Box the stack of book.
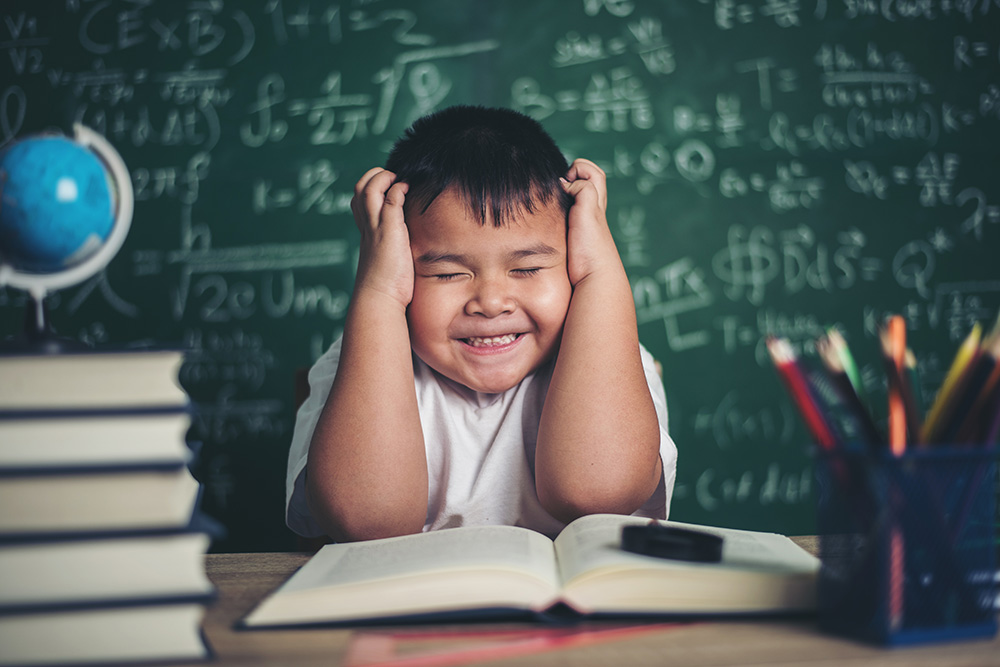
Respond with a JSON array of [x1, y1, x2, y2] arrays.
[[0, 348, 215, 666]]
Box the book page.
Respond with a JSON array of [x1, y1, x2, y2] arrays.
[[552, 514, 819, 614], [244, 524, 563, 626], [554, 514, 819, 584], [284, 524, 560, 593], [552, 513, 653, 585]]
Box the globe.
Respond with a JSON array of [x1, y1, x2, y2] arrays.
[[0, 135, 114, 273], [0, 125, 133, 349], [0, 124, 132, 296]]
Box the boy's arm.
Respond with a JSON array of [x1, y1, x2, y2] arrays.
[[305, 168, 428, 542], [536, 159, 662, 524]]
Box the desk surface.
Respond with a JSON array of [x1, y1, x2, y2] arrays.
[[193, 538, 1000, 667]]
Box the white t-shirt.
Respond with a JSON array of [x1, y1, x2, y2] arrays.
[[286, 337, 678, 539]]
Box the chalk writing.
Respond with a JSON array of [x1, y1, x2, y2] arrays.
[[711, 224, 882, 305], [265, 0, 344, 45], [252, 160, 351, 215], [65, 271, 139, 319], [719, 161, 824, 212], [190, 388, 286, 445], [615, 206, 651, 267], [3, 0, 998, 547], [3, 11, 47, 77], [693, 390, 796, 449], [551, 17, 675, 75], [74, 1, 255, 65], [287, 72, 375, 146], [841, 0, 997, 23], [132, 151, 210, 204], [181, 328, 276, 392], [715, 0, 807, 29], [634, 257, 714, 351], [0, 86, 26, 145], [695, 463, 812, 511], [240, 40, 498, 148], [512, 67, 654, 131], [64, 64, 227, 151]]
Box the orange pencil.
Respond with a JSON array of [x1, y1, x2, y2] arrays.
[[882, 316, 908, 454], [882, 315, 907, 634]]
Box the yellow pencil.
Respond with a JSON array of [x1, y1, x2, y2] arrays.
[[921, 322, 982, 444]]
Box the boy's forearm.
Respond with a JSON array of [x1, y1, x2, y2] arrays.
[[306, 289, 428, 542], [536, 267, 662, 523]]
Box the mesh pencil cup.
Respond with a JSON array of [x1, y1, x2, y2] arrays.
[[814, 446, 998, 646]]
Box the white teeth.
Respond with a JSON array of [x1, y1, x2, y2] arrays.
[[465, 334, 518, 347]]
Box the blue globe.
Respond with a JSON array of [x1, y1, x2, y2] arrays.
[[0, 135, 114, 273]]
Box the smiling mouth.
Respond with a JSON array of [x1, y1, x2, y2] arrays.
[[462, 333, 522, 348]]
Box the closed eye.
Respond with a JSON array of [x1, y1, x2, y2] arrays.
[[433, 273, 464, 281], [512, 268, 541, 277]]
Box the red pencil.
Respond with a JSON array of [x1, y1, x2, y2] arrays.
[[766, 337, 837, 450]]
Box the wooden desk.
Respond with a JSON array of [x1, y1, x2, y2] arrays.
[[196, 539, 1000, 666]]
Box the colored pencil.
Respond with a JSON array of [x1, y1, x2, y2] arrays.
[[943, 332, 1000, 445], [766, 337, 837, 450], [921, 323, 982, 444], [826, 327, 868, 404], [816, 334, 883, 448], [881, 316, 911, 453], [882, 316, 907, 634], [879, 330, 922, 447]]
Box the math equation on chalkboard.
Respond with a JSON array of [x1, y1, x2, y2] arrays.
[[1, 0, 998, 549]]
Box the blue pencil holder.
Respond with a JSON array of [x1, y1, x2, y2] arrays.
[[814, 446, 998, 646]]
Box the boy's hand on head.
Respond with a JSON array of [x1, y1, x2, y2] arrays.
[[542, 159, 661, 523], [561, 159, 622, 286], [350, 167, 413, 309]]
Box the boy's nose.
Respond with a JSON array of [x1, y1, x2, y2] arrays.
[[466, 277, 515, 317]]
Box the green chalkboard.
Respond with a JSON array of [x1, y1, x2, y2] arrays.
[[2, 0, 999, 551]]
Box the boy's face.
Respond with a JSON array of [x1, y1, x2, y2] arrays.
[[406, 187, 572, 394]]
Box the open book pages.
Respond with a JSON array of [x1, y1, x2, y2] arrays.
[[244, 514, 819, 627], [247, 524, 560, 626], [553, 514, 818, 614]]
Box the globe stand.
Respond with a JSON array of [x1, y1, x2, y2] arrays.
[[7, 290, 88, 354], [0, 124, 133, 354]]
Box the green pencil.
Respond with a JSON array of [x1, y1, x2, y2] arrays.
[[827, 327, 868, 405]]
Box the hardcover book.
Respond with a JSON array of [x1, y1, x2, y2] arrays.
[[0, 349, 187, 412], [243, 513, 819, 627]]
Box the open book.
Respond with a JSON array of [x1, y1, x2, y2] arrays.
[[243, 514, 818, 627]]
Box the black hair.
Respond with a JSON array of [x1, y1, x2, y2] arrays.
[[385, 105, 573, 227]]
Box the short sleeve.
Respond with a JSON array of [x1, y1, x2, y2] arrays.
[[285, 338, 343, 538], [636, 343, 678, 520]]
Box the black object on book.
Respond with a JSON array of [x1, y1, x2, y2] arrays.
[[621, 524, 724, 563]]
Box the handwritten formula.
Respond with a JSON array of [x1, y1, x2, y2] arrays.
[[2, 0, 997, 548]]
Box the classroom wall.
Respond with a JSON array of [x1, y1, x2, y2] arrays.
[[2, 0, 998, 551]]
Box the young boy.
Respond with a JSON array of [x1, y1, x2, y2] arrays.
[[286, 106, 677, 542]]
